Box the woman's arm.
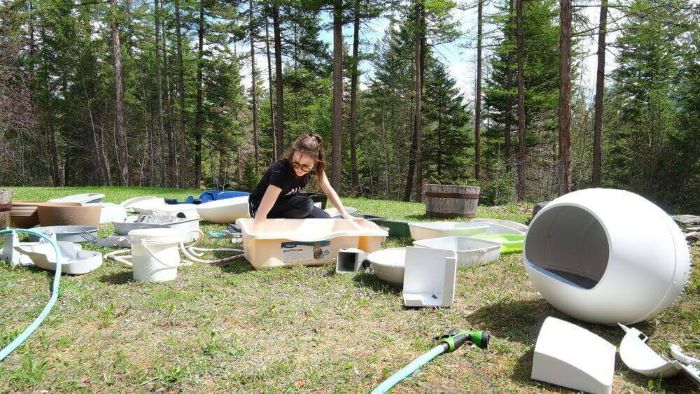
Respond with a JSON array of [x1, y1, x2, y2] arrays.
[[253, 185, 282, 226], [318, 170, 354, 219]]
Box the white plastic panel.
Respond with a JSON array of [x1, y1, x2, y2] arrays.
[[532, 317, 615, 394], [402, 247, 456, 307]]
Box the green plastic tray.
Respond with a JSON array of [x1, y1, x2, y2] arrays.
[[470, 233, 525, 254]]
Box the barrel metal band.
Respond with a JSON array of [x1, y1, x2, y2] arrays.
[[424, 192, 480, 199]]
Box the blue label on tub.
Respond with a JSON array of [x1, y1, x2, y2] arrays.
[[281, 241, 331, 249], [281, 241, 331, 262]]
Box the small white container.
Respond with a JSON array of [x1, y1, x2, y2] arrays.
[[408, 221, 488, 241], [402, 247, 457, 308], [413, 236, 501, 267], [336, 248, 367, 273], [129, 228, 182, 282]]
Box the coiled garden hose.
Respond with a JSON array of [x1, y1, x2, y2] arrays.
[[0, 229, 63, 362]]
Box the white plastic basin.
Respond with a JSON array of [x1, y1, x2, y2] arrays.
[[413, 236, 501, 267], [366, 247, 407, 285], [409, 222, 488, 240], [236, 218, 387, 269], [197, 197, 250, 224]]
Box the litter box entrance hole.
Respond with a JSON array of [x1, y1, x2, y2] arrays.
[[525, 205, 609, 289], [337, 252, 357, 272]]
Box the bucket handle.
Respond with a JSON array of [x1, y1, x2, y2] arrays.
[[141, 239, 182, 270]]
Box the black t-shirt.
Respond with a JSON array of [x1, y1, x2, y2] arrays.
[[249, 158, 312, 211]]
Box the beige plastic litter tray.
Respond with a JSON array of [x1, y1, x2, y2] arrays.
[[236, 218, 388, 269]]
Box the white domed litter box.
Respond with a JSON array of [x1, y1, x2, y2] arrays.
[[524, 188, 691, 325], [413, 236, 501, 267]]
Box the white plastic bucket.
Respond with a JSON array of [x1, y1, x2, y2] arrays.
[[129, 228, 182, 282]]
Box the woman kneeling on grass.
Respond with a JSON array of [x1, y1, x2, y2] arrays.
[[249, 133, 364, 228]]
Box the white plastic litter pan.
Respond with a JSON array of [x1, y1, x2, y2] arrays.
[[198, 197, 250, 224], [413, 236, 501, 267], [114, 216, 200, 243], [471, 218, 528, 233], [524, 188, 691, 325], [50, 193, 105, 205], [409, 222, 488, 240], [129, 228, 182, 282], [236, 218, 387, 269]]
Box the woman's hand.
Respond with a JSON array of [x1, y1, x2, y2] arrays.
[[252, 216, 266, 232]]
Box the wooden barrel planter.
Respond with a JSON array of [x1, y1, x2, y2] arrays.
[[0, 190, 12, 230], [424, 184, 480, 218]]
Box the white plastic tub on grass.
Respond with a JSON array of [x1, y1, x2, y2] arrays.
[[413, 236, 501, 267], [366, 247, 407, 285], [408, 222, 488, 241]]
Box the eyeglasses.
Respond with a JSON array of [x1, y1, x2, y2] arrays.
[[292, 160, 314, 172]]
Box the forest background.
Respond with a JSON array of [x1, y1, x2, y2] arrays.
[[0, 0, 698, 213]]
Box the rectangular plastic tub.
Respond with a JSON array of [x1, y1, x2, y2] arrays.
[[413, 236, 501, 267], [409, 221, 489, 240], [236, 218, 388, 269]]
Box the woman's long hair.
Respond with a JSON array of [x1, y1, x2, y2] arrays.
[[286, 133, 326, 177]]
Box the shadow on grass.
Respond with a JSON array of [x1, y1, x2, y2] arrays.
[[467, 298, 660, 346], [511, 348, 541, 389], [99, 270, 133, 285], [213, 255, 255, 275], [352, 272, 401, 295]]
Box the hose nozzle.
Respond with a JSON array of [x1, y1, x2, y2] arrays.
[[437, 329, 490, 352]]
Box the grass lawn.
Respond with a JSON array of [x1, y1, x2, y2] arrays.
[[1, 186, 698, 392]]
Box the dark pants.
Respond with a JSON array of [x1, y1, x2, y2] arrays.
[[251, 194, 331, 219]]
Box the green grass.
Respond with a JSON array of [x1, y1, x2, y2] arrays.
[[0, 186, 698, 392]]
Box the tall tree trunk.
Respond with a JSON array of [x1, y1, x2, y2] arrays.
[[250, 0, 259, 176], [155, 0, 168, 186], [516, 0, 525, 200], [331, 0, 344, 192], [272, 4, 285, 158], [474, 0, 483, 180], [164, 20, 178, 188], [504, 0, 514, 167], [349, 0, 361, 195], [195, 0, 204, 187], [408, 1, 426, 202], [558, 0, 572, 195], [174, 0, 187, 187], [264, 9, 276, 161], [592, 0, 607, 187], [38, 24, 61, 186], [110, 0, 129, 186]]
